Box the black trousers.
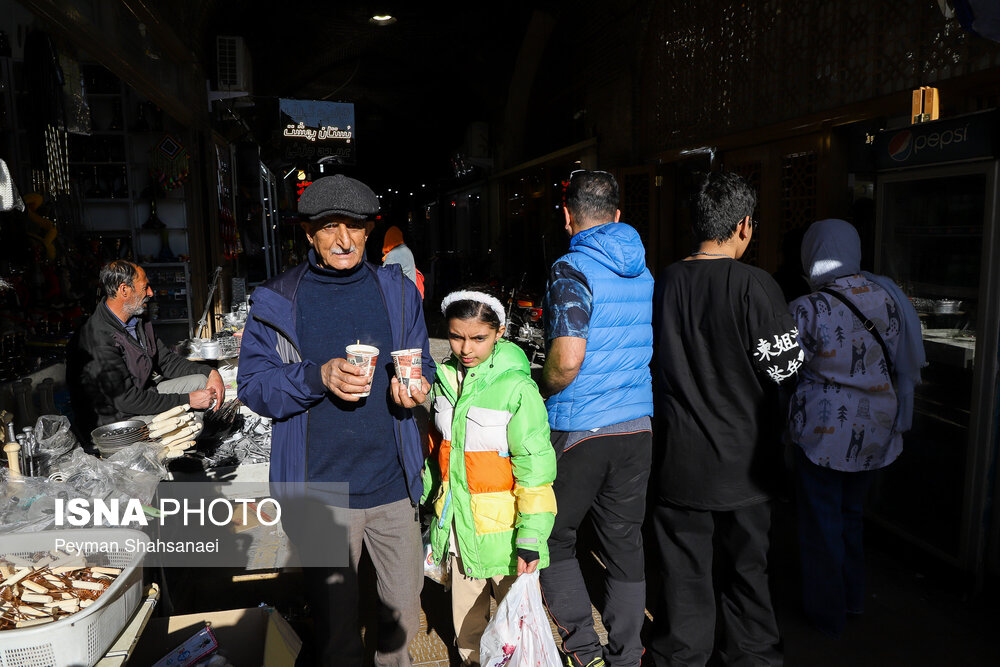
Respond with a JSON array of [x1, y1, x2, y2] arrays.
[[649, 501, 783, 667], [540, 430, 651, 667], [795, 447, 874, 637]]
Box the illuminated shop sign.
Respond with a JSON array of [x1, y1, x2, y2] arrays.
[[279, 98, 356, 165], [875, 110, 997, 169]]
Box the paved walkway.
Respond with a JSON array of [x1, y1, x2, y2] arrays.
[[406, 507, 1000, 666], [413, 339, 1000, 666], [409, 555, 608, 666]]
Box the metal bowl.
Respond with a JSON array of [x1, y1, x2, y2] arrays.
[[90, 420, 149, 454], [934, 299, 961, 314]]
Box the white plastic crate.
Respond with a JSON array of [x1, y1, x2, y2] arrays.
[[0, 528, 148, 667]]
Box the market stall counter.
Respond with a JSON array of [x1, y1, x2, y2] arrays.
[[0, 396, 282, 665]]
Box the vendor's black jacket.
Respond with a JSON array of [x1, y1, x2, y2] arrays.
[[69, 302, 212, 430]]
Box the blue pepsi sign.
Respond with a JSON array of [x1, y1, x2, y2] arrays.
[[876, 110, 997, 169]]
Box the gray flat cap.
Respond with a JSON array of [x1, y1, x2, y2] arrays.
[[298, 174, 380, 221]]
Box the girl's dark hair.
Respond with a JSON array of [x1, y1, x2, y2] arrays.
[[443, 285, 503, 330]]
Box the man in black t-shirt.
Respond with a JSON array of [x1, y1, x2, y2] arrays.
[[650, 172, 801, 666]]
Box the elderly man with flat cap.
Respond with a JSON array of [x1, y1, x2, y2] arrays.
[[238, 174, 435, 666]]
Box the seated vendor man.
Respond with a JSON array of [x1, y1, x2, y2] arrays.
[[71, 260, 224, 430]]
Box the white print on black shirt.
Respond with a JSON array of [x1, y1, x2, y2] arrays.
[[754, 327, 804, 382]]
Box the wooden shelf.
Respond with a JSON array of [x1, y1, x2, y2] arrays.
[[145, 260, 192, 335], [70, 68, 191, 298]]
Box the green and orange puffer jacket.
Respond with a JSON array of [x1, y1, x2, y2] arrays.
[[422, 338, 556, 579]]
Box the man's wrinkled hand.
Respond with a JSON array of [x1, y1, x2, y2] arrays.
[[390, 376, 430, 408], [322, 358, 370, 402], [188, 388, 216, 410], [205, 370, 225, 411]]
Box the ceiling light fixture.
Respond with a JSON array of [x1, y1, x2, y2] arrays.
[[370, 14, 397, 26]]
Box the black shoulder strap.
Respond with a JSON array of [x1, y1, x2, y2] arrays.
[[819, 287, 894, 377]]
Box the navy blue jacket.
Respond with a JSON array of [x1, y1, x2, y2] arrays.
[[237, 259, 435, 503]]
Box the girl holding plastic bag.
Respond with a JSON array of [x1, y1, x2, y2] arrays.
[[480, 571, 564, 667], [422, 288, 557, 666]]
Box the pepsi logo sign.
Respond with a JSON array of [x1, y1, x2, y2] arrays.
[[888, 124, 969, 162], [888, 130, 913, 162]]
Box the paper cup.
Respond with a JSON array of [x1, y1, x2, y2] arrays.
[[391, 348, 422, 396], [346, 344, 379, 397]]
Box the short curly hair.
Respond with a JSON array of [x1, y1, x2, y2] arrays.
[[692, 172, 757, 243]]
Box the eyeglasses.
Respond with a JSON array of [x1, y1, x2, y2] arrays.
[[563, 169, 615, 209], [568, 169, 612, 182]]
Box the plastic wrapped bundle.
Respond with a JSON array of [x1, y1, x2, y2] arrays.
[[32, 414, 79, 475]]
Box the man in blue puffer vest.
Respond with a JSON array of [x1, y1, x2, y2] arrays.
[[539, 170, 654, 667], [237, 174, 435, 666]]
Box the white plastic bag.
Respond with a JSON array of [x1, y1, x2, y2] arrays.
[[480, 571, 562, 667]]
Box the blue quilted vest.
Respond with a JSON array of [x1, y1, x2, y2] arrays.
[[545, 222, 654, 431]]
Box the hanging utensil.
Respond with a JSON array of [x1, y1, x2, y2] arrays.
[[196, 266, 224, 340]]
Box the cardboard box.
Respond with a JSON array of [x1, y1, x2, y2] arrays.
[[129, 607, 301, 666]]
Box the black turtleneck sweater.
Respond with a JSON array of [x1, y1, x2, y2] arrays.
[[296, 253, 406, 508]]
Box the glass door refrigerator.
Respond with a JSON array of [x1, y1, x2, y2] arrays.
[[872, 110, 1000, 580]]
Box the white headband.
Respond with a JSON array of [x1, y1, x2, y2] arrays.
[[440, 290, 507, 327]]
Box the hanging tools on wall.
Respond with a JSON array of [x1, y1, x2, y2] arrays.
[[44, 125, 69, 197], [196, 266, 224, 340]]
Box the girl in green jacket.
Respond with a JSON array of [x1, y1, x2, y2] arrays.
[[422, 288, 557, 666]]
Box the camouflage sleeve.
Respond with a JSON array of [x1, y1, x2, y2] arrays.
[[544, 261, 592, 340]]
